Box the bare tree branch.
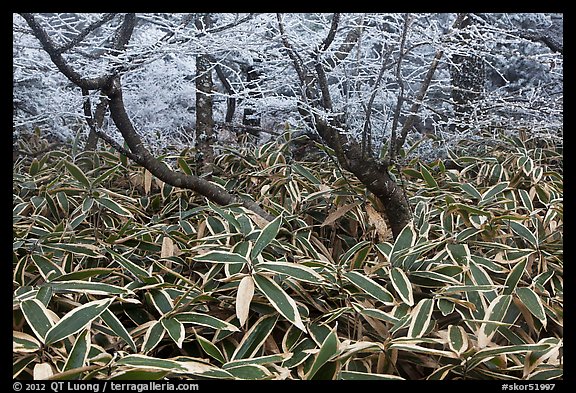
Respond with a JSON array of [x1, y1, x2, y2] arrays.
[[56, 13, 117, 54]]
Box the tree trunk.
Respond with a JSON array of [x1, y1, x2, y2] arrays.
[[450, 13, 485, 131], [195, 53, 215, 166]]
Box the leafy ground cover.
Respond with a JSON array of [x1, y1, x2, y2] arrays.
[[13, 131, 562, 380]]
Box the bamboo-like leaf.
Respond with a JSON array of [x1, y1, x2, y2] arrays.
[[144, 169, 153, 194], [107, 248, 151, 280], [174, 312, 239, 332], [52, 268, 116, 282], [64, 160, 91, 188], [225, 364, 273, 380], [161, 317, 185, 348], [232, 313, 279, 360], [390, 224, 415, 267], [343, 271, 394, 304], [477, 295, 512, 348], [13, 331, 41, 353], [148, 289, 174, 315], [44, 298, 113, 345], [101, 309, 137, 352], [467, 342, 553, 370], [420, 164, 438, 189], [516, 287, 546, 327], [447, 325, 468, 355], [31, 254, 64, 281], [195, 332, 226, 364], [224, 353, 291, 369], [251, 214, 283, 260], [518, 188, 534, 211], [253, 273, 306, 331], [503, 258, 527, 296], [255, 262, 324, 284], [142, 321, 166, 354], [339, 240, 371, 267], [446, 243, 471, 265], [20, 298, 55, 343], [34, 363, 54, 380], [161, 236, 174, 258], [322, 202, 361, 227], [115, 355, 187, 372], [407, 298, 434, 338], [63, 328, 90, 371], [340, 371, 404, 380], [509, 221, 538, 248], [47, 243, 103, 258], [46, 280, 131, 296], [390, 267, 414, 306], [292, 163, 320, 185], [480, 182, 509, 204], [459, 183, 482, 200], [305, 326, 339, 380], [194, 251, 249, 265], [96, 197, 133, 217], [236, 275, 255, 327]]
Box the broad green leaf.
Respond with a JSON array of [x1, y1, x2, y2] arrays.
[[174, 312, 239, 332], [467, 342, 553, 370], [101, 309, 137, 352], [142, 321, 165, 354], [420, 164, 438, 189], [343, 271, 394, 304], [194, 251, 249, 265], [251, 214, 283, 260], [236, 275, 255, 327], [225, 364, 272, 380], [518, 189, 534, 211], [110, 370, 170, 380], [447, 325, 468, 355], [46, 243, 103, 258], [503, 258, 527, 296], [64, 160, 91, 188], [305, 326, 339, 380], [20, 298, 55, 343], [292, 163, 320, 185], [340, 371, 404, 380], [255, 262, 324, 284], [458, 183, 482, 200], [477, 295, 512, 348], [35, 285, 53, 308], [52, 268, 117, 282], [357, 307, 400, 324], [207, 202, 242, 233], [148, 289, 174, 315], [46, 280, 131, 296], [407, 298, 434, 338], [516, 287, 547, 327], [63, 328, 90, 371], [446, 243, 471, 265], [390, 267, 414, 306], [195, 332, 226, 364], [44, 298, 113, 345], [253, 273, 306, 331], [232, 313, 279, 360], [96, 197, 133, 217], [82, 197, 94, 213], [31, 254, 64, 280], [161, 317, 185, 348], [390, 224, 415, 267], [13, 331, 41, 353], [116, 355, 186, 372], [107, 248, 151, 280], [480, 182, 509, 204], [339, 240, 371, 267], [509, 221, 538, 248], [224, 353, 291, 369]]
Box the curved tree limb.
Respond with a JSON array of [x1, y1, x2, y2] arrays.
[[21, 12, 275, 223]]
